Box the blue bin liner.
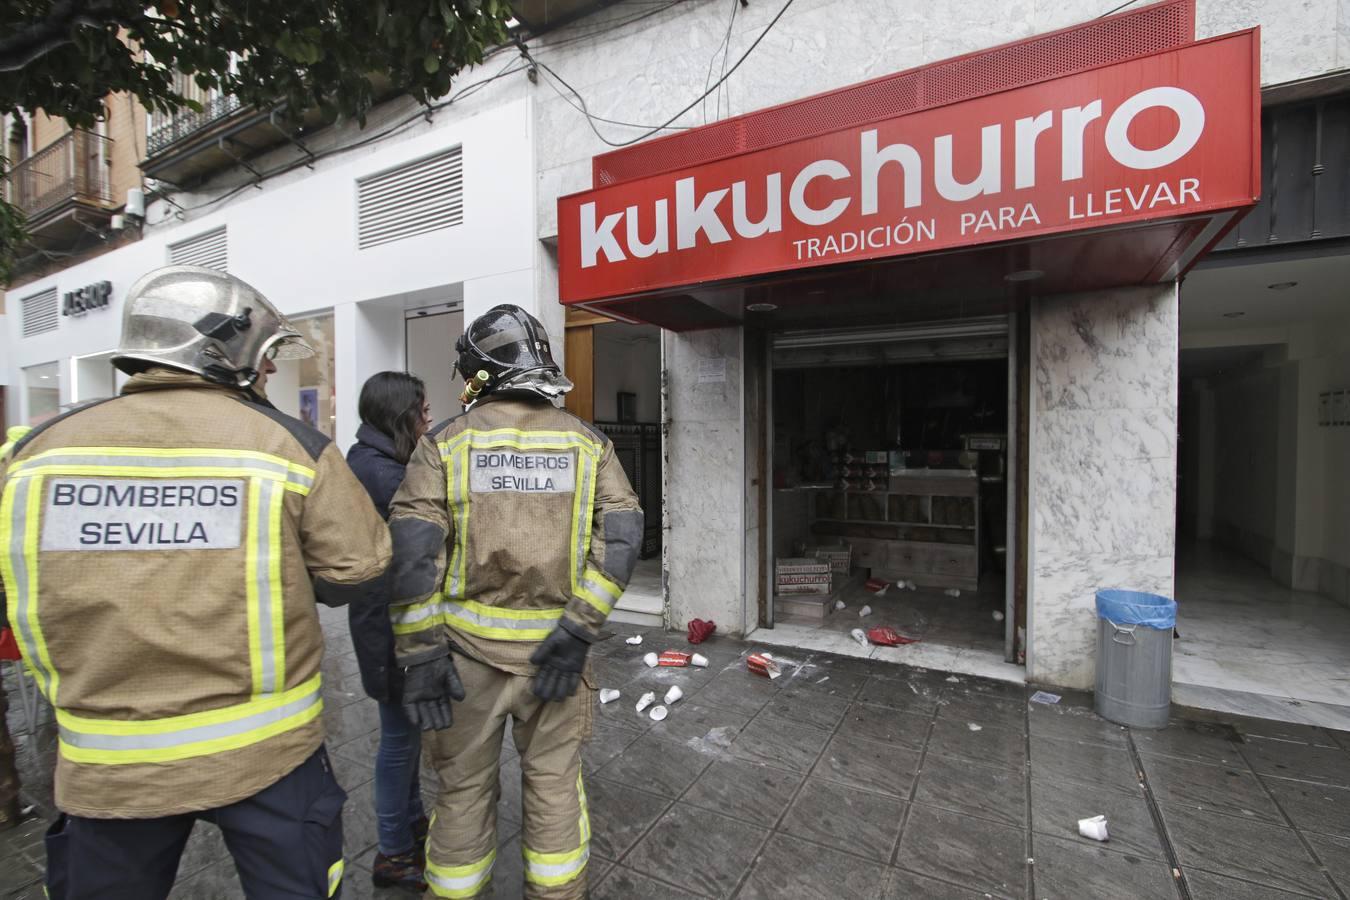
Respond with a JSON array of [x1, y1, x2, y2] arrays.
[[1095, 589, 1176, 630]]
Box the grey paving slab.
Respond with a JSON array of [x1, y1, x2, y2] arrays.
[[682, 758, 805, 827], [1026, 701, 1129, 748], [812, 734, 921, 798], [738, 833, 889, 900], [1031, 833, 1177, 900], [1132, 719, 1244, 764], [1225, 716, 1341, 748], [1029, 777, 1166, 861], [1184, 868, 1325, 899], [693, 669, 781, 718], [1304, 831, 1350, 896], [836, 701, 932, 751], [1241, 737, 1350, 787], [729, 713, 833, 774], [496, 754, 523, 826], [1262, 774, 1350, 838], [781, 777, 907, 862], [592, 866, 710, 899], [761, 683, 852, 731], [623, 803, 769, 898], [645, 699, 751, 749], [934, 691, 1027, 734], [581, 722, 642, 773], [857, 675, 943, 715], [1161, 801, 1330, 897], [594, 732, 712, 798], [927, 718, 1026, 771], [893, 803, 1026, 899], [585, 777, 671, 861], [1029, 735, 1141, 795], [883, 866, 997, 899], [1140, 753, 1282, 823], [913, 751, 1026, 829], [341, 780, 380, 859], [786, 664, 871, 701]]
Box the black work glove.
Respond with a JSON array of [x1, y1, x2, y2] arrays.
[[529, 620, 592, 702], [400, 646, 466, 731]]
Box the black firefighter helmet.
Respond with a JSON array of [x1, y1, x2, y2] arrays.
[[454, 304, 573, 403]]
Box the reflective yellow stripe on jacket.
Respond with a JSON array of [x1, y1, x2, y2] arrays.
[[0, 447, 320, 765], [393, 428, 603, 642]]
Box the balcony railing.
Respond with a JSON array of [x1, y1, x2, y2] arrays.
[[4, 130, 112, 221], [146, 93, 245, 156]]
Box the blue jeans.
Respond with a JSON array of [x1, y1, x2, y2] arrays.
[[375, 701, 425, 856]]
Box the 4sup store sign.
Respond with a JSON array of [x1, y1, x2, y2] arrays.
[[559, 31, 1259, 303]]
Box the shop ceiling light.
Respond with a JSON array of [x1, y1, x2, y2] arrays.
[[746, 302, 778, 312], [1267, 281, 1298, 290], [1004, 269, 1044, 282]]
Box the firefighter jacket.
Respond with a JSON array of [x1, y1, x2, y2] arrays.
[[0, 369, 391, 819], [386, 394, 643, 674]]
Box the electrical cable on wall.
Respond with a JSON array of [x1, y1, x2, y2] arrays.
[[523, 0, 796, 149]]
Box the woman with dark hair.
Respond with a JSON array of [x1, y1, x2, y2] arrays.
[[346, 371, 434, 891]]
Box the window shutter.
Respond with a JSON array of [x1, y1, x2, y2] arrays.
[[168, 225, 228, 271], [20, 288, 59, 337], [357, 146, 463, 250]]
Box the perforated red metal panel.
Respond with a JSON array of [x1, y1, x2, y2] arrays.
[[593, 0, 1195, 187]]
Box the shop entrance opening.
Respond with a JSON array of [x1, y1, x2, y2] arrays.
[[755, 317, 1024, 681]]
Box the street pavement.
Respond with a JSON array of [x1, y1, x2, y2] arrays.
[[4, 607, 1349, 898]]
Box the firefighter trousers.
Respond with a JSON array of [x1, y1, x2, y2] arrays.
[[43, 746, 347, 900], [425, 652, 594, 899]]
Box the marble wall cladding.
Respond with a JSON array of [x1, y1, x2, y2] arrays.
[[1029, 284, 1179, 690], [1028, 550, 1176, 689], [663, 328, 748, 633], [1195, 0, 1343, 85]]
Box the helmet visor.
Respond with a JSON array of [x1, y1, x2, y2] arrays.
[[264, 333, 314, 362]]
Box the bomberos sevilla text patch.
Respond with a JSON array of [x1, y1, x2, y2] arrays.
[[469, 451, 576, 493], [41, 478, 245, 551]]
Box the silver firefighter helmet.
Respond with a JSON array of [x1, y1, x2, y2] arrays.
[[112, 265, 312, 387]]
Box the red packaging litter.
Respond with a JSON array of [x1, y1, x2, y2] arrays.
[[864, 577, 891, 593], [687, 618, 716, 644], [746, 653, 782, 679], [658, 650, 692, 667], [866, 626, 919, 646]]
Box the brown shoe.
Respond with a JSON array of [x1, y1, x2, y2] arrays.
[[372, 850, 426, 892]]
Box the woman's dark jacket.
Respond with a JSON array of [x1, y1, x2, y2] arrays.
[[345, 422, 410, 704]]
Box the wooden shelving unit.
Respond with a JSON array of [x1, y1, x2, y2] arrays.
[[808, 471, 980, 592]]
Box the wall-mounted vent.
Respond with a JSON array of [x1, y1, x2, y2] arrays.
[[168, 225, 228, 271], [20, 288, 59, 337], [357, 146, 463, 250]]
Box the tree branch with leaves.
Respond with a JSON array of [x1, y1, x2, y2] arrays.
[[0, 0, 514, 282]]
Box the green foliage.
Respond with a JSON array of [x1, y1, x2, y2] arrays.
[[0, 0, 513, 282], [1, 0, 514, 128], [0, 156, 28, 285]]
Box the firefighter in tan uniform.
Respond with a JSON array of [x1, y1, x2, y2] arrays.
[[387, 305, 642, 899], [0, 266, 392, 899]]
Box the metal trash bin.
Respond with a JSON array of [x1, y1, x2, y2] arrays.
[[1094, 589, 1176, 729]]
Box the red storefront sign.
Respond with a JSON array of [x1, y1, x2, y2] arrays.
[[558, 30, 1258, 307]]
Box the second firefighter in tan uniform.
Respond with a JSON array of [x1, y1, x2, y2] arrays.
[[387, 305, 641, 899]]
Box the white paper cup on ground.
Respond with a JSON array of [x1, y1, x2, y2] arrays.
[[690, 653, 709, 668], [643, 652, 659, 668], [649, 705, 668, 722], [1077, 815, 1109, 842], [635, 691, 655, 713], [850, 628, 869, 648], [835, 599, 847, 610], [599, 689, 621, 704], [664, 686, 683, 705], [859, 605, 873, 618], [625, 635, 643, 646]]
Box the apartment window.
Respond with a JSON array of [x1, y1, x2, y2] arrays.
[[357, 146, 463, 249]]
